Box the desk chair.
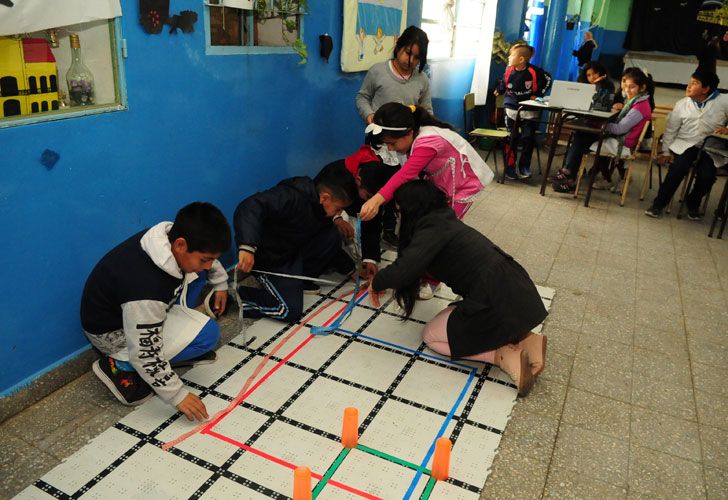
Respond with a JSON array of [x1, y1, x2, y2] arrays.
[[464, 92, 508, 181], [574, 120, 651, 206], [638, 116, 667, 200], [708, 174, 727, 238]]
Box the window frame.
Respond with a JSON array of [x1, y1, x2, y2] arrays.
[[421, 0, 488, 61], [203, 2, 305, 56], [0, 17, 128, 130]]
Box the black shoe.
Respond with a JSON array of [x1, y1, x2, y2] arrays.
[[552, 180, 575, 193], [171, 351, 217, 368], [382, 229, 399, 248], [644, 205, 663, 218], [687, 208, 703, 221], [92, 356, 153, 406], [303, 281, 321, 294]]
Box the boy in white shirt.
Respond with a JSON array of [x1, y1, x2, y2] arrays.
[[645, 71, 728, 219]]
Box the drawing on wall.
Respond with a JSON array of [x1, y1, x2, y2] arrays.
[[341, 0, 407, 73]]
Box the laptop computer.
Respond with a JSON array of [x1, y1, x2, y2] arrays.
[[547, 80, 596, 110]]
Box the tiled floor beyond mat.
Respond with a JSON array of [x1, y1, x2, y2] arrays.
[[15, 274, 554, 500]]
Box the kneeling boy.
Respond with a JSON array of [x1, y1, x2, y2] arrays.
[[81, 202, 231, 421], [234, 162, 358, 322]]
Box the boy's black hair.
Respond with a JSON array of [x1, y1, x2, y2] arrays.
[[314, 161, 358, 205], [692, 70, 720, 93], [368, 102, 456, 148], [358, 161, 397, 195], [168, 202, 231, 253], [578, 61, 609, 83], [394, 25, 429, 72]]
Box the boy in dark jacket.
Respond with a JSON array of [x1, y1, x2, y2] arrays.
[[234, 162, 359, 322], [81, 202, 231, 419], [495, 44, 552, 180]]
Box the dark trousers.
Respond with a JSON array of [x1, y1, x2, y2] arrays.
[[238, 225, 350, 322], [654, 146, 717, 211], [563, 131, 618, 180], [505, 116, 537, 169]]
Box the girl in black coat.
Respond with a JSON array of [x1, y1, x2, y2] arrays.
[[369, 181, 548, 396]]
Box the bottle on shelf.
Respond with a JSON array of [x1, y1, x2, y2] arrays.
[[65, 33, 95, 106]]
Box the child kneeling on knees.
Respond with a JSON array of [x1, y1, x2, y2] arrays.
[[234, 162, 359, 322], [368, 181, 548, 397], [81, 202, 231, 420]]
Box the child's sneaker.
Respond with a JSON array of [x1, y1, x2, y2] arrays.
[[592, 178, 612, 190], [687, 208, 703, 221], [552, 179, 575, 193], [303, 281, 321, 294], [610, 179, 625, 194], [417, 282, 441, 300], [92, 356, 153, 406], [505, 167, 519, 180], [171, 351, 217, 368], [518, 166, 532, 179], [644, 205, 663, 218]]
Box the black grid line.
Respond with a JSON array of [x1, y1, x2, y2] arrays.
[[32, 274, 546, 499]]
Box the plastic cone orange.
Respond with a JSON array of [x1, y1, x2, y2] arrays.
[[341, 407, 359, 448], [293, 466, 312, 500], [431, 437, 452, 480]]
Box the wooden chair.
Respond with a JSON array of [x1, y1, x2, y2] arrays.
[[464, 92, 508, 181], [574, 119, 651, 206], [639, 115, 668, 200]]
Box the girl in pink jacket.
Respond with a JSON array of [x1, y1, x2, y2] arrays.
[[359, 103, 494, 222]]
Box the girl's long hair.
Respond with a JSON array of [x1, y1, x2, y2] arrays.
[[622, 66, 655, 110], [392, 180, 450, 317], [368, 102, 455, 148]]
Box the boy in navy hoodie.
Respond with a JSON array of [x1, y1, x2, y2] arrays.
[[495, 44, 552, 179], [81, 202, 231, 420]]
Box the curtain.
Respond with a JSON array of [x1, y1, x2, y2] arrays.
[[0, 0, 122, 37]]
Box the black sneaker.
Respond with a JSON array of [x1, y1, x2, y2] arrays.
[[171, 351, 217, 368], [303, 281, 321, 295], [382, 229, 399, 248], [686, 208, 703, 221], [644, 205, 663, 218], [92, 356, 153, 406]]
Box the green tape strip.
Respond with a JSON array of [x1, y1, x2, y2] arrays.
[[356, 444, 431, 476], [312, 447, 351, 498], [420, 476, 437, 500]]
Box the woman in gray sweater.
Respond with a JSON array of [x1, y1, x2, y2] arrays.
[[370, 181, 548, 396]]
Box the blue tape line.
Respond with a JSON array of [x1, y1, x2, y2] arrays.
[[403, 368, 477, 499], [335, 328, 475, 371], [311, 217, 362, 336]]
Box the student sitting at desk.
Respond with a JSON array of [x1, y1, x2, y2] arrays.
[[494, 43, 552, 180], [552, 67, 654, 193], [645, 70, 728, 220], [577, 61, 615, 112]]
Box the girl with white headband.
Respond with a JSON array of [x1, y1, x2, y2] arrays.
[[360, 102, 494, 299], [360, 102, 493, 222]]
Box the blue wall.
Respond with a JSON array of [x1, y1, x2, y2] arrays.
[[0, 0, 424, 396]]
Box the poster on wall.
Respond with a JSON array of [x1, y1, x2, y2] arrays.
[[341, 0, 408, 73]]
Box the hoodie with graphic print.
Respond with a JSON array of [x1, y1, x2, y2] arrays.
[[80, 222, 228, 406]]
